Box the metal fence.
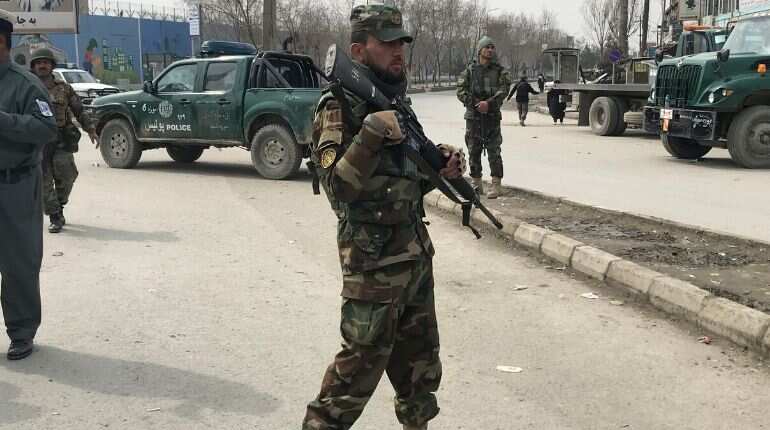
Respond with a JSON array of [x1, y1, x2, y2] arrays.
[[88, 0, 189, 22]]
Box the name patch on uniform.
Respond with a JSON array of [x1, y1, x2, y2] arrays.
[[321, 148, 337, 169], [36, 99, 54, 117]]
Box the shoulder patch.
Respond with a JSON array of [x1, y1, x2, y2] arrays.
[[36, 99, 54, 117], [321, 148, 338, 169]]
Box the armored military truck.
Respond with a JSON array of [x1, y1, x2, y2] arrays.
[[91, 44, 323, 179], [644, 13, 770, 168]]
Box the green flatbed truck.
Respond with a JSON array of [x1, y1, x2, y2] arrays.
[[644, 13, 770, 168]]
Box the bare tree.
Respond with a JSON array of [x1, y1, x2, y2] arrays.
[[582, 0, 612, 61]]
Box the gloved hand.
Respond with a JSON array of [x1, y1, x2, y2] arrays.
[[437, 144, 467, 179], [359, 110, 405, 153]]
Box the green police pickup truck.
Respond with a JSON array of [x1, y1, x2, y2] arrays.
[[644, 13, 770, 168], [91, 49, 323, 179]]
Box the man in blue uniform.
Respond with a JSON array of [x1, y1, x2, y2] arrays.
[[0, 9, 58, 360]]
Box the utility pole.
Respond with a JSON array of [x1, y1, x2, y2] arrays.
[[617, 0, 629, 56], [640, 0, 650, 56], [263, 0, 276, 50]]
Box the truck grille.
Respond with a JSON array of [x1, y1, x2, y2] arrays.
[[655, 65, 702, 108]]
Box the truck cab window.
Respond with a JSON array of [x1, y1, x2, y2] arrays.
[[204, 62, 237, 92], [157, 64, 197, 93]]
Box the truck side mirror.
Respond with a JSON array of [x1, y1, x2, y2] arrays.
[[142, 81, 155, 94], [717, 49, 731, 63], [655, 50, 664, 64]]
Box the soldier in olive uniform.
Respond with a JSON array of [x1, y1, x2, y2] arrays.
[[302, 5, 465, 430], [456, 36, 512, 199], [0, 9, 58, 360], [30, 48, 97, 233]]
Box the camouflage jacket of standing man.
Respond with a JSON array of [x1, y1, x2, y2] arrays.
[[456, 36, 512, 121], [46, 77, 95, 152], [311, 64, 437, 302]]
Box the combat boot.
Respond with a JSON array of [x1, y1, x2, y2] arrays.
[[471, 177, 484, 196], [60, 208, 66, 226], [48, 212, 64, 234], [487, 177, 502, 199], [403, 424, 427, 430]]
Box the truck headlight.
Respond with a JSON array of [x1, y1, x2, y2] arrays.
[[76, 91, 89, 98], [709, 88, 734, 104]]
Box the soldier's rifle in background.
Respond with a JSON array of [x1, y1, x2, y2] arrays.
[[323, 44, 503, 239]]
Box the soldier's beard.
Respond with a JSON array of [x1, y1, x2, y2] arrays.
[[365, 56, 406, 85]]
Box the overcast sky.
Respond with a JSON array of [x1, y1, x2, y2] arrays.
[[158, 0, 662, 46]]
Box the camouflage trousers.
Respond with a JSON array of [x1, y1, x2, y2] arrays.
[[465, 118, 503, 179], [42, 147, 78, 216], [303, 258, 442, 430]]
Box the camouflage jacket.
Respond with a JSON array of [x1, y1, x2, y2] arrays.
[[456, 61, 512, 121], [311, 74, 435, 301], [44, 77, 94, 132]]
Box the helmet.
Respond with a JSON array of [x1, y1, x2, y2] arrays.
[[30, 48, 57, 66]]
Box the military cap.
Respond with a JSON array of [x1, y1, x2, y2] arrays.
[[350, 4, 413, 43], [0, 9, 14, 34], [30, 48, 57, 66]]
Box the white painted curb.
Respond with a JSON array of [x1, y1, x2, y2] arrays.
[[425, 190, 770, 356]]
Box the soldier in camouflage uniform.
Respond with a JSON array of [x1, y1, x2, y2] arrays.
[[302, 5, 465, 430], [30, 48, 97, 234], [456, 36, 512, 199]]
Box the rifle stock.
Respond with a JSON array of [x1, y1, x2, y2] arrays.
[[324, 44, 503, 237]]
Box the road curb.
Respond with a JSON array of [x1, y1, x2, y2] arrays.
[[425, 190, 770, 356]]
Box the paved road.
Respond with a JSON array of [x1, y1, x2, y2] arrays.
[[1, 144, 768, 429], [412, 92, 770, 243]]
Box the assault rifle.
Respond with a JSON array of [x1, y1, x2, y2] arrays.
[[323, 44, 503, 238]]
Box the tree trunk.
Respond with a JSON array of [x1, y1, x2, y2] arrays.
[[640, 0, 650, 56]]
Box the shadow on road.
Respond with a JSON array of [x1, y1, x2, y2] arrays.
[[63, 224, 180, 243], [665, 157, 749, 171], [0, 346, 281, 421], [132, 160, 315, 184], [0, 381, 42, 425]]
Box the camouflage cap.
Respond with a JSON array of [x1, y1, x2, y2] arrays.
[[0, 9, 14, 34], [350, 4, 413, 43]]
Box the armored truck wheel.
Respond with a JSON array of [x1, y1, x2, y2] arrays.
[[661, 134, 712, 159], [727, 106, 770, 169], [100, 118, 142, 169], [589, 97, 621, 136], [610, 97, 628, 136], [167, 146, 204, 163], [250, 124, 302, 180]]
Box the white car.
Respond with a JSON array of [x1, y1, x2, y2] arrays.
[[53, 68, 120, 105]]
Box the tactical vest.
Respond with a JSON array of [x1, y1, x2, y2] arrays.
[[314, 88, 434, 274], [465, 63, 505, 121]]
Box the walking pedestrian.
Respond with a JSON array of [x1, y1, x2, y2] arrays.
[[507, 75, 539, 126]]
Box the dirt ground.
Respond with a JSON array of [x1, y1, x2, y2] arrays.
[[480, 186, 770, 314]]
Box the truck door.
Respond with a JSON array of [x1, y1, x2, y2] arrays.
[[194, 61, 241, 143], [139, 63, 198, 140]]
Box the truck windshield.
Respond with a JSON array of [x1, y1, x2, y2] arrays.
[[723, 17, 770, 54], [61, 71, 98, 84]]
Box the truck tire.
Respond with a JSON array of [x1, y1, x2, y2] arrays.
[[100, 118, 142, 169], [727, 106, 770, 168], [589, 97, 621, 136], [250, 124, 302, 180], [662, 134, 712, 159], [610, 97, 628, 136], [167, 145, 204, 163]]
